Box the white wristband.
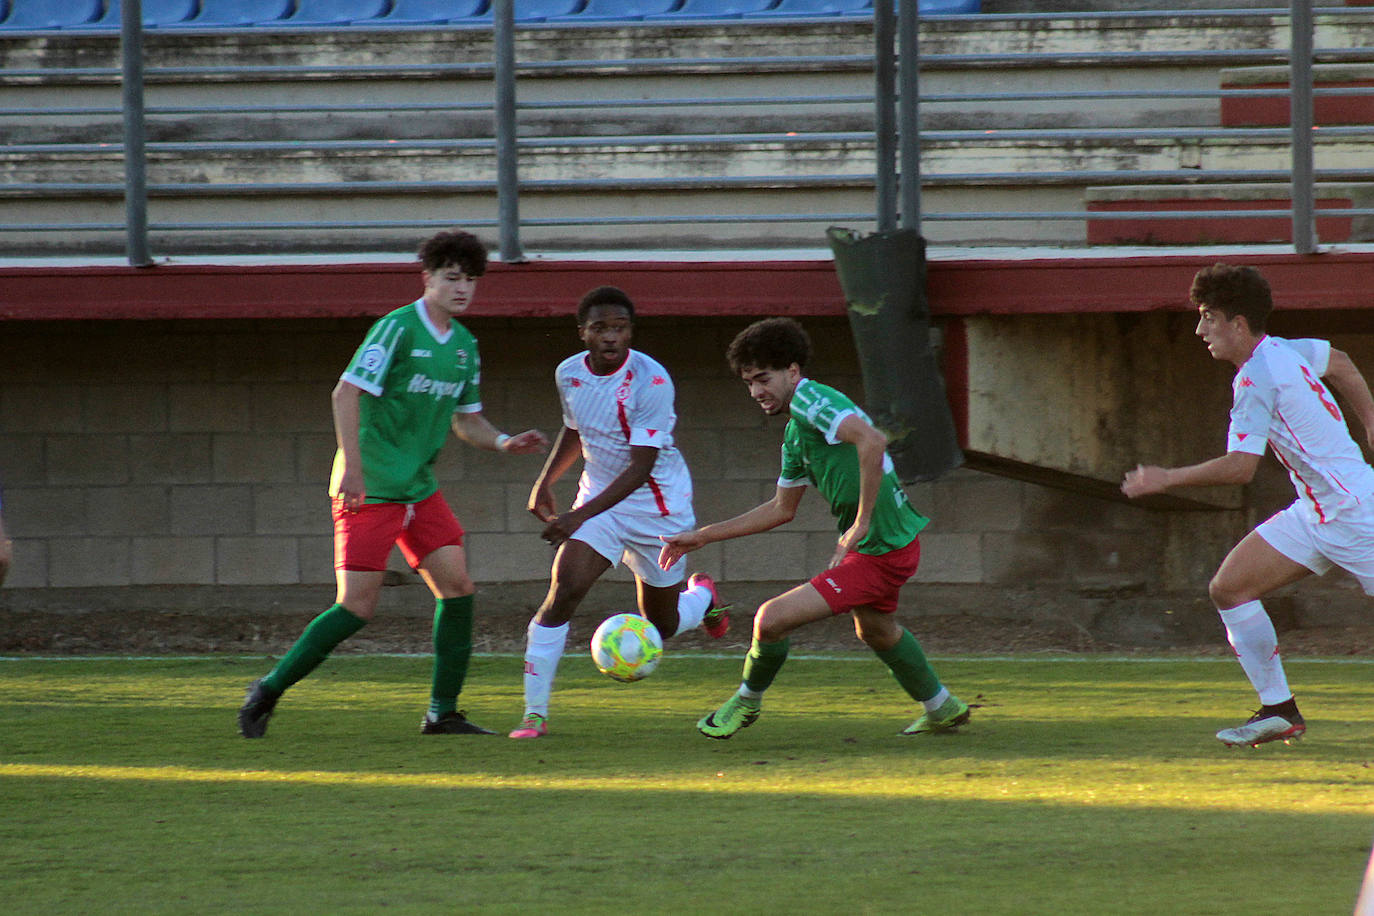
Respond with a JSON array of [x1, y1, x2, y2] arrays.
[[495, 434, 511, 451]]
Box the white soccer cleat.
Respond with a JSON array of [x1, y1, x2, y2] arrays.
[[1216, 710, 1306, 748]]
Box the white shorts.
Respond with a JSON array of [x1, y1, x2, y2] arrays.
[[571, 506, 695, 588], [1256, 501, 1374, 595]]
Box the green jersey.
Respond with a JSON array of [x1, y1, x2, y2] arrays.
[[331, 300, 483, 504], [780, 378, 928, 555]]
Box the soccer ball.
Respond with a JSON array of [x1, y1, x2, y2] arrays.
[[590, 613, 663, 683]]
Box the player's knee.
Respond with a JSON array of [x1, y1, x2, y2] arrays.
[[1208, 575, 1247, 610], [440, 574, 476, 597], [854, 612, 898, 651], [753, 601, 789, 643]]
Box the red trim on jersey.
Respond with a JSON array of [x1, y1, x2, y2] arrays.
[[646, 476, 670, 516], [1271, 438, 1328, 523]]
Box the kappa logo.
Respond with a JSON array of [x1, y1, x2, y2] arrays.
[[569, 378, 582, 387], [1238, 376, 1255, 387], [823, 577, 841, 594], [651, 375, 666, 386]]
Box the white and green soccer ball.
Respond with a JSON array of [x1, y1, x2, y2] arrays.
[[590, 613, 663, 683]]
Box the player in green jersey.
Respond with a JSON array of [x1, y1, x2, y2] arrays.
[[238, 229, 548, 739], [659, 317, 970, 739]]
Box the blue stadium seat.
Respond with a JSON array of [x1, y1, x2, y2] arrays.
[[924, 0, 979, 12], [377, 0, 487, 23], [548, 0, 680, 20], [646, 0, 776, 19], [82, 0, 198, 28], [283, 0, 392, 24], [0, 0, 100, 28], [167, 0, 293, 27], [475, 0, 583, 21], [742, 0, 869, 16]]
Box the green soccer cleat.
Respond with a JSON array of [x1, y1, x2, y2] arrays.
[[697, 692, 761, 739], [901, 694, 971, 736]]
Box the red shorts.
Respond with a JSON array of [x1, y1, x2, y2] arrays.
[[809, 536, 921, 615], [333, 490, 465, 572]]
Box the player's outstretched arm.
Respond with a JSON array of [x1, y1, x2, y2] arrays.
[[1324, 347, 1374, 450], [1121, 451, 1260, 498], [658, 484, 805, 570], [540, 445, 659, 546], [528, 427, 582, 523], [450, 410, 549, 454]]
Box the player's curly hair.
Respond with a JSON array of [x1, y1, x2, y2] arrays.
[[727, 317, 812, 374], [576, 286, 635, 325], [1190, 263, 1272, 333], [418, 229, 488, 277]]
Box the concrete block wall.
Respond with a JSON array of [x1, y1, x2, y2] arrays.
[[0, 309, 1215, 602]]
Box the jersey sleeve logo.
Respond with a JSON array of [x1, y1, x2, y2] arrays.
[[1238, 376, 1254, 387], [652, 375, 666, 385], [359, 344, 388, 373]]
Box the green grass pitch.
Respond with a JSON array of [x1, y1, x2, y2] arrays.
[[2, 653, 1372, 915]]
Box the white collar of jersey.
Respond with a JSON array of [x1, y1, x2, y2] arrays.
[[413, 300, 454, 344], [582, 350, 633, 379]]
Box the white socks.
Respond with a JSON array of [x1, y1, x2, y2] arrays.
[[922, 687, 951, 713], [521, 620, 570, 718], [671, 580, 713, 636], [1219, 600, 1292, 706]]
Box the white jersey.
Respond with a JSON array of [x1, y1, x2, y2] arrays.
[[555, 348, 692, 518], [1229, 335, 1374, 524]]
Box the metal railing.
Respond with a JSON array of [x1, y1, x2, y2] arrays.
[[0, 3, 1370, 262]]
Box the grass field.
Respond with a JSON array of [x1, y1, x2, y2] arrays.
[[2, 652, 1372, 915]]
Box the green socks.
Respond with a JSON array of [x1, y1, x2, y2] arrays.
[[875, 627, 942, 703], [262, 603, 367, 695], [741, 637, 790, 695], [428, 595, 474, 719]]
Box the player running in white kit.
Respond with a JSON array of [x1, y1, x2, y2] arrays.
[[1124, 263, 1374, 747], [510, 286, 729, 739]]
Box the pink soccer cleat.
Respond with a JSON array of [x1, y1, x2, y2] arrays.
[[690, 573, 731, 639]]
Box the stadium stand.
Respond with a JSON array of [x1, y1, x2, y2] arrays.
[[376, 0, 488, 23], [82, 0, 197, 28], [548, 0, 683, 20], [645, 0, 780, 19], [283, 0, 394, 25], [0, 0, 100, 29], [742, 0, 874, 17], [165, 0, 293, 27], [473, 0, 584, 20]]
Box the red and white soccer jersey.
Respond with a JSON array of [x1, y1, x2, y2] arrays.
[[1229, 335, 1374, 524], [555, 348, 692, 518]]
